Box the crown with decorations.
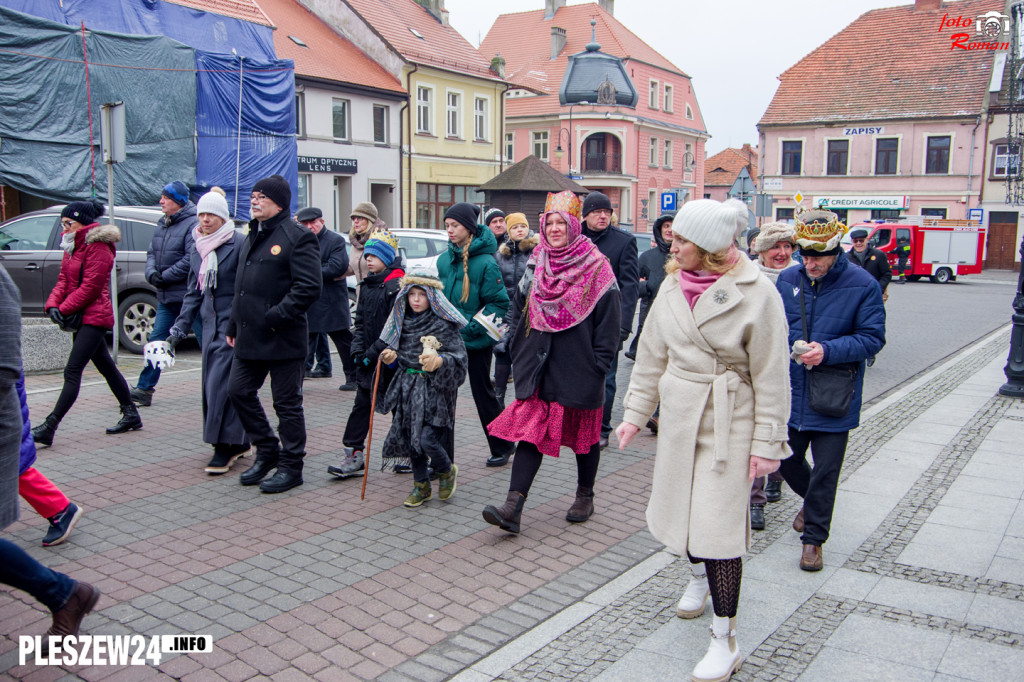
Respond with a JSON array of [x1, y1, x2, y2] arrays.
[[543, 191, 582, 221], [794, 207, 847, 252], [365, 228, 399, 250]]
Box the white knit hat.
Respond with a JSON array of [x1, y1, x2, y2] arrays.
[[672, 198, 748, 253], [196, 187, 230, 223]]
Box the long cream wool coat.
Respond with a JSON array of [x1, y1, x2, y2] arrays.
[[622, 255, 792, 559]]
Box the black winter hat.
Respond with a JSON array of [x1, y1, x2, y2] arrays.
[[482, 207, 506, 227], [61, 199, 105, 225], [581, 191, 612, 217], [252, 175, 291, 211], [444, 202, 482, 236]]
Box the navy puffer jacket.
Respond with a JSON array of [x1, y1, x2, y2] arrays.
[[145, 202, 198, 304], [776, 252, 886, 432]]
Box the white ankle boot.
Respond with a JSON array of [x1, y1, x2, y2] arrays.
[[676, 565, 710, 619], [691, 615, 741, 682]]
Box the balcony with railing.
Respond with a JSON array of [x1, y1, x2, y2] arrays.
[[581, 133, 623, 175]]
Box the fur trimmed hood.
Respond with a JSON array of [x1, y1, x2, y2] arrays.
[[399, 273, 444, 290], [498, 232, 539, 257], [83, 223, 121, 245]]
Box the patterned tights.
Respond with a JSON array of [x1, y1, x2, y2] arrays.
[[689, 555, 742, 618]]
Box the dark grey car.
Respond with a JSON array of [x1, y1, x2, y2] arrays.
[[0, 206, 161, 353]]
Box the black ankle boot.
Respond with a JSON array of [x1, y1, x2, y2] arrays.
[[32, 415, 60, 447], [260, 455, 303, 493], [240, 450, 280, 486], [482, 491, 526, 534], [566, 486, 595, 523], [105, 403, 142, 435]]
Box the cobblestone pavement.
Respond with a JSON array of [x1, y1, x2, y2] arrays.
[[3, 314, 1023, 680]]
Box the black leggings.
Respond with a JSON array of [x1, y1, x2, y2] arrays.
[[50, 324, 132, 421], [509, 440, 601, 495], [689, 554, 742, 618]]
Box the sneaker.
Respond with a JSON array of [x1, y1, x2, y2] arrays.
[[129, 386, 153, 407], [43, 502, 83, 547], [205, 446, 250, 474], [327, 448, 365, 478], [437, 465, 458, 500], [404, 481, 432, 507]]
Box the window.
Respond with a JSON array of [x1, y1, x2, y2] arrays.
[[664, 139, 673, 168], [400, 237, 431, 259], [532, 131, 549, 160], [685, 142, 693, 168], [295, 92, 305, 138], [663, 84, 673, 113], [474, 97, 488, 141], [296, 173, 311, 208], [781, 140, 802, 175], [826, 139, 849, 175], [0, 215, 54, 250], [372, 104, 389, 144], [776, 208, 795, 222], [994, 143, 1021, 177], [416, 183, 485, 230], [446, 91, 461, 138], [870, 210, 901, 220], [830, 209, 848, 224], [505, 132, 514, 162], [921, 208, 948, 218], [647, 189, 657, 221], [875, 138, 898, 175], [649, 136, 658, 166], [416, 86, 432, 134], [332, 98, 349, 140], [649, 80, 659, 109], [704, 193, 711, 199], [685, 104, 694, 120], [925, 136, 951, 174]]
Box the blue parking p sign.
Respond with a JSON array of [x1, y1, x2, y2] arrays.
[[661, 192, 676, 212]]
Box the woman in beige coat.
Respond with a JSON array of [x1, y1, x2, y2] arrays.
[[616, 199, 791, 682]]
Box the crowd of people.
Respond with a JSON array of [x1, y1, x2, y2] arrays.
[[5, 179, 888, 681]]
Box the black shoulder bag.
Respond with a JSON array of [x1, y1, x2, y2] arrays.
[[799, 287, 857, 418], [59, 263, 85, 333]]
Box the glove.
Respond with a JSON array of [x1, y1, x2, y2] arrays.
[[167, 329, 186, 350], [148, 272, 165, 287], [419, 354, 443, 372], [47, 308, 64, 326], [380, 348, 397, 365]]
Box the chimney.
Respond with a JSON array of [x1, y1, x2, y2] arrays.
[[913, 0, 942, 10], [551, 26, 567, 59], [490, 54, 506, 78], [544, 0, 566, 20], [416, 0, 449, 25], [598, 0, 614, 15]]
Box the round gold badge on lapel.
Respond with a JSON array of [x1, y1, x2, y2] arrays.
[[270, 245, 282, 255]]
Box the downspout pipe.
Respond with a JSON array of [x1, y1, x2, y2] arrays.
[[499, 82, 512, 173], [404, 64, 418, 229], [967, 115, 982, 216]]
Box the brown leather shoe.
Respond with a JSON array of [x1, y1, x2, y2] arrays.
[[792, 507, 805, 534], [800, 544, 823, 571], [46, 581, 100, 639]]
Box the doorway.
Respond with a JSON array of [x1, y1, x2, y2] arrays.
[[371, 183, 394, 228], [334, 176, 352, 233], [987, 212, 1019, 270]]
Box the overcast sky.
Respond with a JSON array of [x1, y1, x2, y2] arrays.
[[444, 0, 903, 155]]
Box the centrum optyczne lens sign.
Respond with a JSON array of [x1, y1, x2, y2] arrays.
[[19, 635, 213, 666]]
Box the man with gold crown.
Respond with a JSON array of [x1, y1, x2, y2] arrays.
[[774, 208, 886, 571]]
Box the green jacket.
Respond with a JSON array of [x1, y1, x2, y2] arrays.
[[436, 227, 510, 350]]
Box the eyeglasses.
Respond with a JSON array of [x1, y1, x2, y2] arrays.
[[60, 220, 74, 228], [250, 193, 268, 202]]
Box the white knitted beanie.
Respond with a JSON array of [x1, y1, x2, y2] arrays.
[[672, 198, 748, 253], [196, 187, 231, 223]]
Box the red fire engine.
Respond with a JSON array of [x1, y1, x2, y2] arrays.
[[846, 218, 986, 283]]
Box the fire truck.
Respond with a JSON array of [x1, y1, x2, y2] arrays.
[[846, 218, 986, 284]]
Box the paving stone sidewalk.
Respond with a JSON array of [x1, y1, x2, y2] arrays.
[[2, 328, 1022, 680]]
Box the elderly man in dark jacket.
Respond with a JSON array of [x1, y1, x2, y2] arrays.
[[226, 176, 321, 494], [297, 207, 355, 388], [130, 181, 202, 407], [776, 209, 885, 572], [580, 192, 639, 448], [627, 211, 674, 362]]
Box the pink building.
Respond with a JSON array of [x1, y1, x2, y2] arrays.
[[480, 0, 708, 231], [758, 0, 1002, 226]]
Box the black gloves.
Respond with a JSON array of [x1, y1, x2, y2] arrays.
[[148, 272, 165, 287], [47, 308, 64, 326]]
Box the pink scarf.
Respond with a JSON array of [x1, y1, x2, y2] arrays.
[[192, 223, 235, 291], [528, 210, 616, 333], [677, 247, 741, 308]]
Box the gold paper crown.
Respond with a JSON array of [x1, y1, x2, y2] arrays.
[[794, 207, 847, 251], [366, 228, 399, 250], [543, 191, 582, 220]]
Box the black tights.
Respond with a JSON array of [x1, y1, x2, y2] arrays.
[[509, 440, 601, 495], [50, 325, 132, 421], [689, 554, 742, 618]]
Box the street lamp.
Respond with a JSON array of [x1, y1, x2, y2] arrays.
[[552, 101, 589, 176], [999, 234, 1024, 396]]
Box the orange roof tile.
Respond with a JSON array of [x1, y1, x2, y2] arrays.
[[257, 0, 404, 93], [759, 0, 1003, 126], [166, 0, 273, 26], [704, 146, 758, 188], [341, 0, 500, 81]]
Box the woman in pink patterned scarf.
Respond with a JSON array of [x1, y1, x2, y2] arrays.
[[482, 190, 620, 534]]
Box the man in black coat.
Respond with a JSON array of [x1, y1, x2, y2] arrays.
[[226, 176, 321, 494], [297, 207, 355, 388], [847, 228, 892, 296], [580, 192, 639, 448]]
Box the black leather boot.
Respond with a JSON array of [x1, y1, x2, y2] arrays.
[[566, 486, 595, 523], [482, 491, 526, 534], [239, 450, 279, 486], [31, 414, 61, 447], [259, 453, 303, 494], [105, 403, 142, 435]]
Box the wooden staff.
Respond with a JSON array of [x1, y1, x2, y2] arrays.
[[361, 354, 385, 501]]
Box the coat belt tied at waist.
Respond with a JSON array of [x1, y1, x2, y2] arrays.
[[666, 362, 743, 472]]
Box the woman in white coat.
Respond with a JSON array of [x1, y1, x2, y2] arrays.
[[616, 199, 792, 682]]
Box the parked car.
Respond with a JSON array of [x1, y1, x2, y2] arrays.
[[632, 232, 656, 255], [0, 205, 161, 354]]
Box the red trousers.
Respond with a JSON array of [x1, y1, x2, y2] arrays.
[[19, 467, 69, 519]]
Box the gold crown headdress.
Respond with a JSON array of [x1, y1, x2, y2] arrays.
[[366, 228, 399, 250], [543, 191, 582, 221], [794, 207, 847, 252]]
